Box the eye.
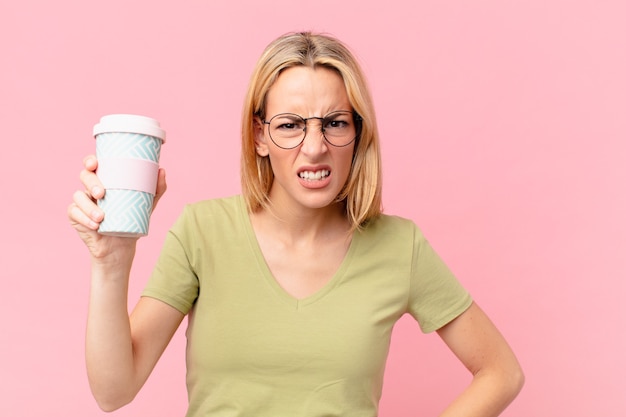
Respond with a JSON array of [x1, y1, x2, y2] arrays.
[[327, 120, 349, 128], [324, 114, 352, 130], [273, 115, 305, 130]]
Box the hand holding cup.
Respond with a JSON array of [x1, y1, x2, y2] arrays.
[[68, 114, 167, 260]]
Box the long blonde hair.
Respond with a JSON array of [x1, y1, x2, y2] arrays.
[[241, 32, 382, 230]]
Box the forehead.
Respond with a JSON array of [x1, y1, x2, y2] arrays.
[[265, 66, 350, 115]]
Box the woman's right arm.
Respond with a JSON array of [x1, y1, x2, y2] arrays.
[[68, 155, 184, 411]]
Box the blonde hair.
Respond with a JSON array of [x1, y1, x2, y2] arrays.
[[241, 32, 382, 229]]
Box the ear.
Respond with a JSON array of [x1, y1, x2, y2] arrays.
[[253, 116, 270, 157]]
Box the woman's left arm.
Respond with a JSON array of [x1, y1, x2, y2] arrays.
[[436, 302, 525, 416]]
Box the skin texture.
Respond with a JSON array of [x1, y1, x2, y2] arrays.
[[68, 66, 523, 414], [255, 66, 356, 215], [436, 303, 525, 416], [69, 159, 183, 411], [251, 66, 356, 299]]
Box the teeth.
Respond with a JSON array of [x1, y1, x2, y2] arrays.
[[299, 170, 330, 180]]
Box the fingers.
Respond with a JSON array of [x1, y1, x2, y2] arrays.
[[152, 168, 167, 211], [155, 168, 167, 199], [80, 155, 105, 199], [70, 155, 104, 232], [71, 155, 167, 231], [67, 201, 98, 231], [69, 190, 103, 231], [83, 154, 98, 171]]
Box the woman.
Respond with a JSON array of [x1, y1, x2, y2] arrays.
[[68, 32, 524, 416]]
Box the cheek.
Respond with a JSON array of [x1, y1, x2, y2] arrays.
[[336, 148, 356, 180], [267, 149, 295, 175]]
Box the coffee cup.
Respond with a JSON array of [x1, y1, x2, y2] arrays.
[[93, 114, 166, 237]]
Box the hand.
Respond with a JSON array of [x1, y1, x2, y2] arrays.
[[67, 155, 167, 261]]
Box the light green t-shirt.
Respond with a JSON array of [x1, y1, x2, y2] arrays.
[[143, 195, 472, 417]]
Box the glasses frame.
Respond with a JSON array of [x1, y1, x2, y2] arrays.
[[262, 110, 362, 149]]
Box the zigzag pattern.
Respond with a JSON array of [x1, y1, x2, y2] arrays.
[[98, 190, 154, 235], [96, 132, 161, 162]]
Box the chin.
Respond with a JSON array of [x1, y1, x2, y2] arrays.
[[299, 193, 344, 210]]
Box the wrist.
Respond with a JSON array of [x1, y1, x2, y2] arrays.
[[90, 238, 138, 272]]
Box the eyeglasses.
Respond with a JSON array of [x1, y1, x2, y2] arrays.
[[262, 110, 362, 149]]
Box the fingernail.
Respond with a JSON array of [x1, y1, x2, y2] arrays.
[[91, 210, 103, 221], [92, 186, 102, 196]]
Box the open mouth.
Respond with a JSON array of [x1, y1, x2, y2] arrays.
[[298, 169, 330, 181]]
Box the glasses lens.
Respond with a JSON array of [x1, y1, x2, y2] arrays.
[[322, 111, 357, 146], [267, 111, 360, 148], [268, 114, 306, 149]]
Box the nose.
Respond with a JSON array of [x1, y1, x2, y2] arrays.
[[300, 118, 328, 155]]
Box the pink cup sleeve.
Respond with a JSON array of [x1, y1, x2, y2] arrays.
[[97, 157, 159, 194]]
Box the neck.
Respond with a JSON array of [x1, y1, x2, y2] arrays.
[[252, 200, 350, 245]]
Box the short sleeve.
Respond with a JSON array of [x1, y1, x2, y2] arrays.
[[408, 227, 472, 333], [141, 206, 199, 315]]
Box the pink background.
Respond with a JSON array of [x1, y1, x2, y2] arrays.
[[1, 1, 625, 415]]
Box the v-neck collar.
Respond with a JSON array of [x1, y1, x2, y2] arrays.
[[237, 196, 360, 310]]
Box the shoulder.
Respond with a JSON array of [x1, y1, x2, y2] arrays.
[[171, 195, 245, 233], [183, 194, 243, 214], [177, 194, 243, 221], [362, 213, 424, 240], [355, 213, 427, 255]]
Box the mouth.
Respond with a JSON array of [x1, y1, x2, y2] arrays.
[[298, 169, 331, 181]]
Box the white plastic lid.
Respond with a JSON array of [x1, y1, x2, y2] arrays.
[[93, 114, 166, 142]]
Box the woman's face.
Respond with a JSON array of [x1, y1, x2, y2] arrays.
[[255, 66, 355, 213]]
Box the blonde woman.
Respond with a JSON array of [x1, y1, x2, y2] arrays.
[[69, 32, 523, 416]]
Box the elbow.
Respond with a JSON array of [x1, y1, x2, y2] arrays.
[[96, 401, 125, 413], [86, 367, 142, 412], [510, 365, 525, 397], [499, 363, 525, 402], [97, 402, 122, 413], [475, 362, 525, 404], [90, 386, 136, 412], [94, 394, 134, 413]]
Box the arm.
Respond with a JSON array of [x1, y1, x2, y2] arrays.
[[69, 156, 184, 411], [86, 267, 184, 411], [436, 302, 524, 416]]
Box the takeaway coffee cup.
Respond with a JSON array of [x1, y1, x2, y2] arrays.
[[93, 114, 166, 237]]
